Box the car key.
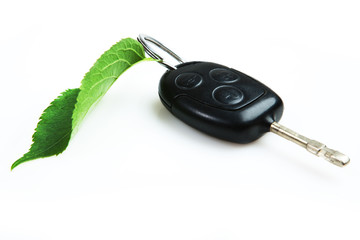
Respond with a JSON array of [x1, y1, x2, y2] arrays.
[[138, 34, 350, 167]]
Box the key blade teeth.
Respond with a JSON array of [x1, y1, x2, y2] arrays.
[[330, 151, 350, 167], [319, 147, 350, 167], [270, 122, 350, 168]]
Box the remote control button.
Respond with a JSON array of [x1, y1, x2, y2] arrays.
[[212, 86, 243, 105], [210, 68, 240, 83], [175, 73, 202, 89]]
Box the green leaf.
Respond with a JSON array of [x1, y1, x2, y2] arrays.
[[72, 38, 151, 132], [13, 38, 153, 169], [12, 88, 80, 170]]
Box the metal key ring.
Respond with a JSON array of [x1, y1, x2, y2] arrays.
[[137, 34, 184, 70]]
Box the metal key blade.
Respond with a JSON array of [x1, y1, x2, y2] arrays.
[[270, 122, 350, 167]]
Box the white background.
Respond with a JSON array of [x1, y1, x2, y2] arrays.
[[1, 0, 359, 239]]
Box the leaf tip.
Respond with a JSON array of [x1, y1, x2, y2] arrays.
[[11, 159, 21, 171]]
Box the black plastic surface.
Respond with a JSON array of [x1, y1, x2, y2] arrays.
[[159, 61, 284, 143]]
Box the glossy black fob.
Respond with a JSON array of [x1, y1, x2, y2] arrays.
[[159, 61, 284, 143]]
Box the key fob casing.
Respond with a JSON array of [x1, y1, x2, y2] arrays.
[[159, 61, 284, 143]]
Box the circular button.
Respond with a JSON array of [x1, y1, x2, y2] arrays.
[[209, 68, 240, 83], [212, 86, 243, 105], [175, 73, 202, 89]]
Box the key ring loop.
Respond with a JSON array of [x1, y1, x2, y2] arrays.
[[137, 34, 184, 70]]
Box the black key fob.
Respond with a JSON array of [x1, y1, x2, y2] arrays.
[[158, 61, 284, 143], [138, 34, 349, 167]]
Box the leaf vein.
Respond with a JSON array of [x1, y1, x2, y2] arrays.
[[88, 75, 117, 92], [115, 47, 143, 59], [101, 58, 131, 71]]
